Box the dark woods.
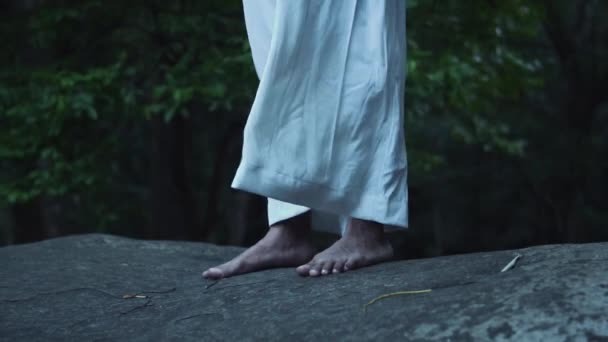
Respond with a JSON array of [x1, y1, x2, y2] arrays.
[[1, 0, 606, 257]]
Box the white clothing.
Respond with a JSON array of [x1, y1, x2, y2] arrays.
[[234, 0, 409, 234]]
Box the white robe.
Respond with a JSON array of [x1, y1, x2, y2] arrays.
[[233, 0, 408, 235]]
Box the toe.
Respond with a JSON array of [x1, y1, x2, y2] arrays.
[[202, 267, 224, 280], [321, 261, 335, 276], [296, 264, 311, 277], [333, 260, 346, 273], [344, 259, 358, 271], [309, 262, 323, 277]]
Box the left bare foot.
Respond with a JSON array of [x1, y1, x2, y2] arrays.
[[202, 212, 314, 280], [296, 218, 393, 277]]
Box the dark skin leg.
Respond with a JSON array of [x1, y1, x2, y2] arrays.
[[202, 212, 315, 280], [296, 218, 393, 277]]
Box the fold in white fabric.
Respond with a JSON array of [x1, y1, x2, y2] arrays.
[[234, 0, 408, 235]]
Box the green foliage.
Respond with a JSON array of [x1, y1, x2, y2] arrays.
[[406, 0, 546, 180], [0, 0, 255, 218]]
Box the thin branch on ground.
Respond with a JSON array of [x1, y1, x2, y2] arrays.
[[120, 298, 154, 315], [363, 289, 432, 313]]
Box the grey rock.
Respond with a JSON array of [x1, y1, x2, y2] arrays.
[[1, 234, 607, 341]]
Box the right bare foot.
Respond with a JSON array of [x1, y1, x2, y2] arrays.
[[296, 217, 393, 277], [202, 213, 315, 280]]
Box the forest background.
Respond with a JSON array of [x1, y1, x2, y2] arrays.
[[1, 0, 606, 258]]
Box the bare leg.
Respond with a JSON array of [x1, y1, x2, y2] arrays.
[[202, 212, 315, 280], [296, 217, 393, 277]]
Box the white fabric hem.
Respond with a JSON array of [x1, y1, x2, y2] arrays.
[[232, 162, 409, 229]]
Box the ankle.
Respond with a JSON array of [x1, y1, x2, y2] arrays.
[[344, 218, 385, 240], [268, 212, 311, 239], [268, 224, 309, 241]]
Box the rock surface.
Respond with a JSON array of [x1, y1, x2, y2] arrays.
[[1, 234, 607, 341]]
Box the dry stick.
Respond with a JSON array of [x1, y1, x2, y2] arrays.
[[120, 298, 154, 315], [174, 312, 221, 323], [123, 287, 177, 299], [175, 313, 205, 323], [209, 279, 276, 291], [205, 281, 219, 289], [500, 254, 522, 273], [363, 289, 432, 313], [137, 287, 177, 294], [119, 287, 176, 315]]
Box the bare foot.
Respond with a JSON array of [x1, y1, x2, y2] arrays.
[[296, 218, 393, 277], [202, 213, 315, 280]]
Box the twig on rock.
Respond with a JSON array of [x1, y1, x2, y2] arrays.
[[118, 287, 175, 315], [205, 281, 219, 289], [210, 279, 276, 291], [363, 289, 432, 313], [500, 254, 522, 273], [120, 298, 153, 315], [174, 312, 221, 323], [122, 287, 176, 299], [175, 313, 205, 322], [138, 287, 177, 295], [122, 294, 148, 299]]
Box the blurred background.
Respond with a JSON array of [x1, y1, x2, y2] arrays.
[[1, 0, 606, 258]]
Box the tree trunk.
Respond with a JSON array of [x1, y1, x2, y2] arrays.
[[12, 199, 46, 244], [148, 115, 200, 240]]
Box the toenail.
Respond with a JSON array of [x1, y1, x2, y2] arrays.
[[321, 269, 328, 275], [333, 269, 339, 273]]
